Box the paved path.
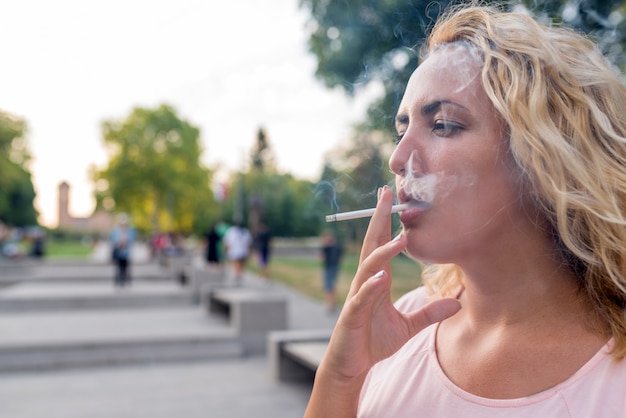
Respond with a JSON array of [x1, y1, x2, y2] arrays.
[[0, 358, 313, 418], [0, 252, 337, 417]]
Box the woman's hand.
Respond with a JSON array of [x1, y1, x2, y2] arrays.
[[305, 186, 460, 417], [321, 186, 461, 380]]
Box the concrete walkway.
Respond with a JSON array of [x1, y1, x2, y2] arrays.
[[0, 250, 337, 418]]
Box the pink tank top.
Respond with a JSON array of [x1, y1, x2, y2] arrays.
[[358, 287, 626, 417]]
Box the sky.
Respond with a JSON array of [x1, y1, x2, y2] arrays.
[[2, 0, 378, 227]]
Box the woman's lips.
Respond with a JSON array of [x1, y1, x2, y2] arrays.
[[398, 200, 430, 224]]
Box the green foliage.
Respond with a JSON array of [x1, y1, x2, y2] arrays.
[[212, 128, 329, 239], [0, 111, 38, 226], [95, 104, 215, 234], [220, 170, 323, 238], [530, 0, 626, 69]]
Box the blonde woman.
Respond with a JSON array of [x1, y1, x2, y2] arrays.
[[305, 4, 626, 417]]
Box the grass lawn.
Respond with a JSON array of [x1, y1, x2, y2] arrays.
[[250, 250, 423, 304], [37, 239, 93, 259]]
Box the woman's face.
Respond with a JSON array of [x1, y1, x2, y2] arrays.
[[391, 45, 528, 264]]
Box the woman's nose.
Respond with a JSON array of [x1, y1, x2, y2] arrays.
[[389, 134, 414, 176], [389, 129, 427, 178]]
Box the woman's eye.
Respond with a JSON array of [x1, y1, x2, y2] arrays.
[[393, 133, 404, 145], [433, 121, 462, 136]]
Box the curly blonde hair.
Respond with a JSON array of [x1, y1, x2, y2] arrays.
[[420, 4, 626, 358]]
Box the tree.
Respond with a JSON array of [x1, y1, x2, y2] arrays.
[[250, 127, 275, 172], [0, 110, 38, 226], [95, 104, 214, 234], [219, 168, 322, 237], [300, 0, 459, 132], [319, 129, 395, 243], [248, 126, 277, 233], [528, 0, 626, 69], [300, 0, 626, 134]]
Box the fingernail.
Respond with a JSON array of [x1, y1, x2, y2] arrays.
[[377, 185, 389, 201], [392, 234, 402, 242], [373, 270, 384, 280]]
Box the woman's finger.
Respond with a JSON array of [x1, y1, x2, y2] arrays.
[[405, 298, 462, 336], [360, 186, 395, 263], [348, 234, 406, 298]]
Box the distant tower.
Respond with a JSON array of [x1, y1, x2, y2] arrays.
[[58, 181, 71, 228]]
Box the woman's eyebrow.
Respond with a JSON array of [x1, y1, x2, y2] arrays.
[[421, 100, 467, 116], [395, 100, 469, 127]]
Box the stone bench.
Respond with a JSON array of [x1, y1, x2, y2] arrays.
[[163, 251, 193, 285], [190, 266, 226, 304], [267, 329, 332, 381], [207, 288, 288, 354]]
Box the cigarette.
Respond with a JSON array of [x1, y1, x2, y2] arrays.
[[325, 203, 411, 223]]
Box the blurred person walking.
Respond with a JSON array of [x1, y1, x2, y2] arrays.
[[204, 222, 224, 272], [223, 222, 252, 284], [110, 213, 136, 288], [320, 229, 344, 313], [255, 221, 272, 279]]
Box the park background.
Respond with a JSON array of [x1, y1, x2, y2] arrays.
[[2, 0, 626, 303]]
